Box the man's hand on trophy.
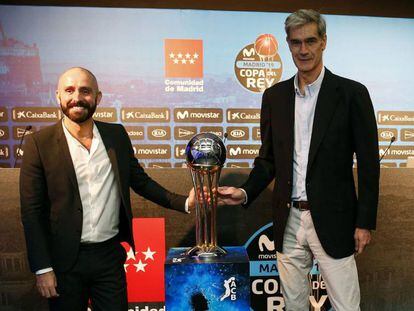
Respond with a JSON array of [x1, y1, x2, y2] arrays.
[[188, 186, 217, 210], [188, 187, 196, 210], [217, 186, 247, 206]]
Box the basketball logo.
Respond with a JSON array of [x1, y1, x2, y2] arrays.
[[234, 34, 283, 93]]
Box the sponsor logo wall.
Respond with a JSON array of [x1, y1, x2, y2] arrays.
[[0, 6, 414, 309], [1, 7, 412, 168]]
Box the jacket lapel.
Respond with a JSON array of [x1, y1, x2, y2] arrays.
[[56, 121, 80, 191], [307, 69, 340, 174]]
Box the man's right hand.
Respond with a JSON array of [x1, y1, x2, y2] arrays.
[[217, 186, 246, 205], [36, 271, 59, 298]]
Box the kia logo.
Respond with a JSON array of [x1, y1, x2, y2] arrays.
[[380, 130, 394, 139], [152, 129, 167, 138], [230, 129, 245, 138]]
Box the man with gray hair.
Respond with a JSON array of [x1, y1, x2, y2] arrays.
[[219, 9, 379, 310]]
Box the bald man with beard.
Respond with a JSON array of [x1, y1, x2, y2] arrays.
[[20, 67, 195, 310]]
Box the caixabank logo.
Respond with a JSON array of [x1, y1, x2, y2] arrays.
[[12, 107, 61, 122], [245, 223, 332, 310], [235, 34, 283, 93]]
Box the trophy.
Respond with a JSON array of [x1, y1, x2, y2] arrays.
[[185, 133, 227, 258]]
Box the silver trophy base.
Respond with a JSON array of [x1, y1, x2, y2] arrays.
[[185, 245, 227, 258]]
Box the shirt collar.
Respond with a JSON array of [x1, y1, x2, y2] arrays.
[[62, 118, 100, 147], [294, 66, 325, 97]]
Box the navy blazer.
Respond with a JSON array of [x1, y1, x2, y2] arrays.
[[242, 69, 379, 258]]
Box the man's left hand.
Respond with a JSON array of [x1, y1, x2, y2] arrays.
[[354, 228, 371, 255]]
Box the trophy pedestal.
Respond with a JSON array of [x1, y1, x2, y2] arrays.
[[165, 246, 250, 311]]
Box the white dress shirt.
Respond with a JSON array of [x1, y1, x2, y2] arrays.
[[37, 121, 121, 275], [62, 120, 121, 243], [291, 67, 325, 201]]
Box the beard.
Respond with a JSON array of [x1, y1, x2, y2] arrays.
[[60, 99, 97, 124]]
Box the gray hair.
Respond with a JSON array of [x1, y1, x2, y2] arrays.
[[285, 9, 326, 38]]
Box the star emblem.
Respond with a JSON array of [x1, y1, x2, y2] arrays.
[[185, 53, 191, 59], [173, 58, 179, 64], [177, 53, 183, 59], [142, 247, 156, 260], [193, 53, 199, 59], [169, 52, 175, 59], [126, 247, 136, 261], [134, 260, 147, 272]]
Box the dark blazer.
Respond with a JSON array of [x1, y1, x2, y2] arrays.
[[20, 120, 187, 273], [242, 68, 379, 259]]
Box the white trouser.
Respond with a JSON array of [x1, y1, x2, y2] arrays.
[[276, 207, 360, 311]]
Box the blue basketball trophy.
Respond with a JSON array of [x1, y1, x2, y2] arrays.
[[165, 133, 250, 310], [185, 132, 227, 257]]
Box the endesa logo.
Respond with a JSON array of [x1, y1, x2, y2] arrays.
[[200, 126, 223, 138], [125, 126, 145, 140], [164, 39, 203, 78]]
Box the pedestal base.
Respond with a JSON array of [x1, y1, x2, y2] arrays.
[[165, 246, 250, 310]]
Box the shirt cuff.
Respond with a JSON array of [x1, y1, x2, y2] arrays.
[[35, 267, 53, 275], [239, 188, 248, 205], [185, 198, 190, 213]]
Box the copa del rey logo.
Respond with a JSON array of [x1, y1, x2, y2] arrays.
[[164, 39, 203, 78], [122, 218, 166, 302]]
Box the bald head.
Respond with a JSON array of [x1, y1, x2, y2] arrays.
[[57, 67, 99, 92], [56, 67, 102, 124]]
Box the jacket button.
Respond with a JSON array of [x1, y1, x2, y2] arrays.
[[287, 203, 291, 208], [287, 181, 291, 185]]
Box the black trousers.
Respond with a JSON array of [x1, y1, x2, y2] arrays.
[[49, 236, 128, 311]]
